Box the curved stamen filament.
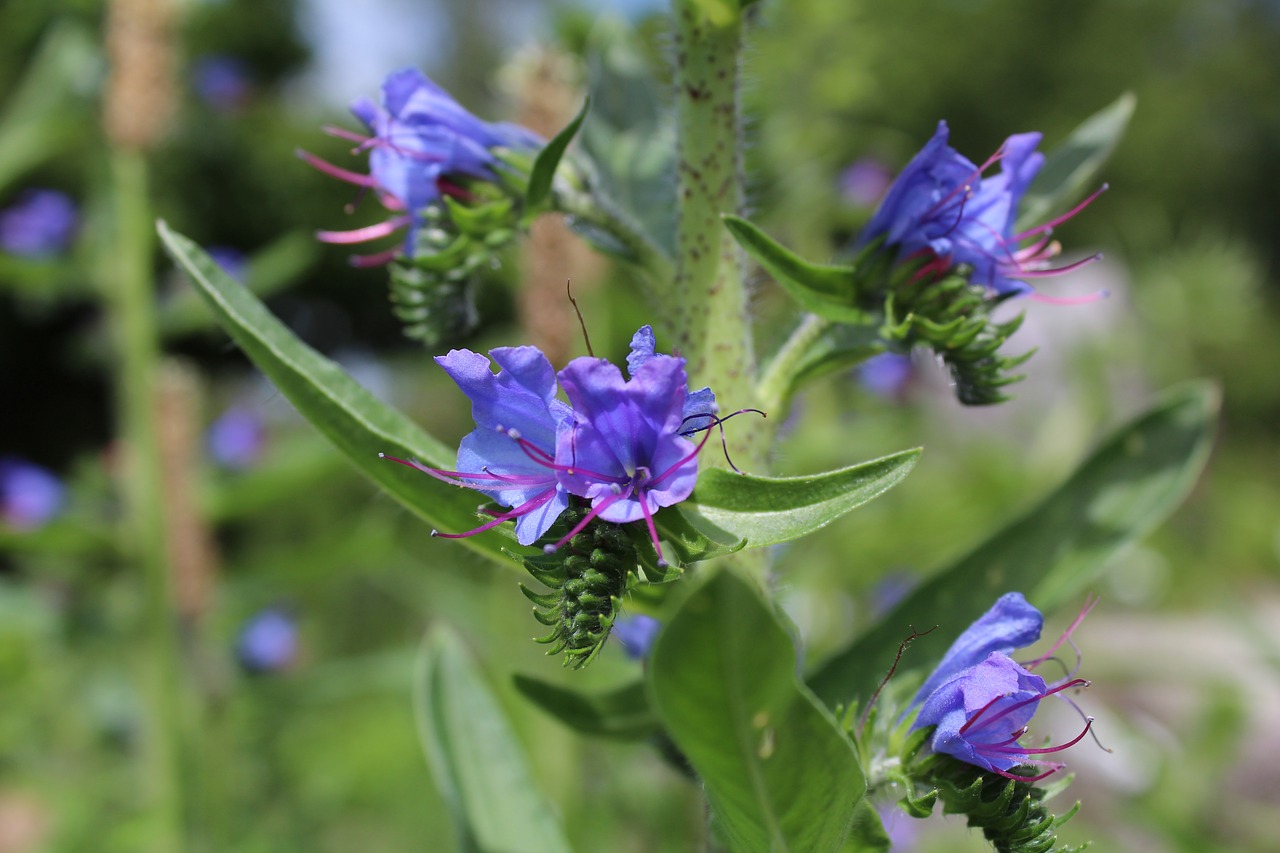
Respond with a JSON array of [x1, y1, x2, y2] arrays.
[[1025, 595, 1100, 670], [296, 149, 378, 187], [1015, 184, 1109, 241], [546, 488, 632, 553], [433, 488, 557, 539], [983, 718, 1095, 755], [316, 216, 411, 245], [960, 678, 1090, 736], [349, 248, 401, 268]]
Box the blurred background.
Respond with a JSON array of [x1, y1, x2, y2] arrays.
[[1, 0, 1277, 850]]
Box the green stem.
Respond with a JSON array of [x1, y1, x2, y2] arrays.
[[670, 0, 762, 471], [108, 149, 187, 851], [756, 313, 832, 415], [556, 187, 674, 290]]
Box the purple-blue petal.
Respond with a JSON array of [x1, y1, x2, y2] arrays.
[[910, 592, 1042, 710], [613, 614, 662, 660], [0, 457, 65, 530], [913, 652, 1047, 772], [626, 325, 716, 420]]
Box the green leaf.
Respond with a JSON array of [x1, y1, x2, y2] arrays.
[[842, 799, 892, 852], [513, 674, 660, 740], [1017, 92, 1136, 232], [687, 449, 921, 548], [723, 215, 870, 324], [526, 96, 590, 212], [654, 503, 745, 565], [416, 628, 574, 853], [808, 382, 1219, 708], [157, 222, 536, 566], [649, 569, 866, 852]]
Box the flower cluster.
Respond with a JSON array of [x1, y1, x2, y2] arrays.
[[907, 592, 1098, 782], [386, 326, 721, 566], [857, 121, 1104, 299], [302, 67, 542, 265]]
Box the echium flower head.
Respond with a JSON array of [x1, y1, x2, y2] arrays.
[[301, 67, 542, 265], [908, 592, 1099, 782], [858, 121, 1104, 299], [387, 326, 719, 566]]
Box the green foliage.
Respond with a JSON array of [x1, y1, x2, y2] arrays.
[[525, 96, 589, 213], [685, 449, 922, 548], [415, 627, 575, 853], [808, 382, 1220, 707], [513, 675, 659, 740], [158, 222, 538, 567], [917, 757, 1086, 853], [1016, 93, 1135, 233], [649, 569, 866, 852]]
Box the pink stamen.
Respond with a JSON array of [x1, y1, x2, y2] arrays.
[[433, 488, 557, 539], [1015, 184, 1109, 241], [546, 488, 632, 553], [323, 125, 369, 144], [296, 149, 378, 188], [983, 718, 1095, 756], [1028, 289, 1109, 306], [1026, 597, 1099, 670], [1013, 253, 1103, 279], [380, 453, 546, 489], [636, 484, 667, 567], [510, 430, 628, 485], [316, 216, 411, 245], [348, 248, 402, 268], [990, 764, 1065, 784]]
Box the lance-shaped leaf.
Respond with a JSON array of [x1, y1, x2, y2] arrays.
[[526, 96, 589, 213], [416, 628, 574, 853], [649, 569, 865, 852], [1016, 92, 1135, 233], [808, 382, 1219, 708], [687, 449, 920, 549], [723, 214, 870, 324], [158, 222, 537, 566], [513, 674, 659, 740]]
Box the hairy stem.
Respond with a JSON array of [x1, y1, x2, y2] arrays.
[[757, 313, 834, 415], [670, 1, 763, 471]]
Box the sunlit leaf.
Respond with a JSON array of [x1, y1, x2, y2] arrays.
[[1017, 92, 1136, 232], [416, 628, 574, 853], [650, 569, 865, 851], [808, 382, 1219, 707], [526, 96, 590, 212], [158, 222, 536, 567]]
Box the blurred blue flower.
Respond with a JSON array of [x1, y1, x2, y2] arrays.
[[207, 405, 266, 469], [857, 122, 1103, 298], [192, 56, 253, 113], [0, 190, 78, 258], [908, 593, 1098, 781], [612, 614, 661, 660], [205, 246, 248, 283], [236, 608, 298, 673], [857, 352, 915, 399], [0, 457, 65, 530], [386, 326, 723, 565], [839, 157, 893, 207], [303, 67, 542, 264]]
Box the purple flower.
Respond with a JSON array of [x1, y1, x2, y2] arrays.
[[0, 457, 65, 530], [205, 246, 248, 283], [908, 593, 1098, 782], [839, 157, 894, 207], [207, 405, 266, 469], [236, 608, 298, 673], [0, 190, 78, 258], [857, 352, 915, 399], [385, 326, 722, 565], [302, 67, 541, 265], [192, 56, 253, 113], [857, 122, 1104, 298], [612, 614, 661, 660]]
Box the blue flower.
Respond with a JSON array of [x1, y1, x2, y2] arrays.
[[908, 593, 1098, 782], [192, 56, 253, 113], [0, 189, 78, 258], [0, 457, 65, 530], [857, 352, 915, 399], [236, 608, 299, 674], [207, 405, 266, 469], [205, 246, 248, 283], [386, 326, 723, 564], [612, 614, 662, 660], [303, 67, 541, 264], [858, 122, 1104, 298]]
